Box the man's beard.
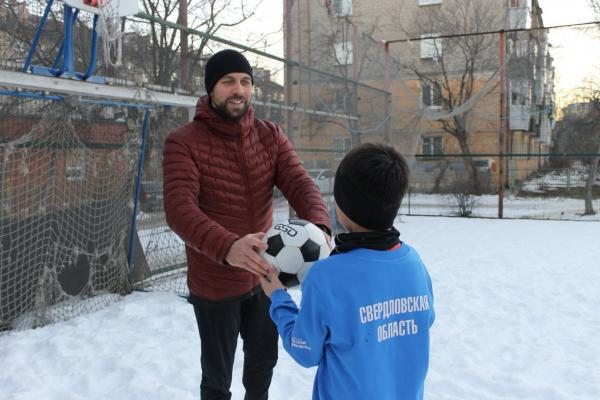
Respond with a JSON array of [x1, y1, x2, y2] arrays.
[[212, 95, 250, 122]]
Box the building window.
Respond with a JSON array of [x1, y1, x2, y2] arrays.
[[421, 82, 442, 109], [419, 0, 442, 5], [510, 80, 529, 105], [420, 33, 442, 59], [333, 136, 351, 159], [422, 136, 443, 156], [333, 89, 352, 113], [66, 151, 85, 181], [511, 38, 529, 57], [332, 0, 352, 16], [333, 41, 353, 65]]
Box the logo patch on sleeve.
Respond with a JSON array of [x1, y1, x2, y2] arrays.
[[291, 336, 312, 350]]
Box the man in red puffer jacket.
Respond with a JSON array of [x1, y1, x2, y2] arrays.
[[162, 49, 331, 400]]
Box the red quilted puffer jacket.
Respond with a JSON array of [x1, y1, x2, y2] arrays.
[[163, 96, 330, 300]]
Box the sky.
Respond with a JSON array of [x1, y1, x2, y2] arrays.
[[537, 0, 600, 104], [1, 215, 599, 400], [223, 0, 600, 106]]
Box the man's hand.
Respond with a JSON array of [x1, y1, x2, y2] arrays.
[[259, 266, 285, 298], [225, 233, 271, 276]]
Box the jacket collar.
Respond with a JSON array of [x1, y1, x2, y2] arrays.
[[194, 95, 255, 139]]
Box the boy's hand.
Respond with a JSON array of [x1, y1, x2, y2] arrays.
[[324, 232, 333, 251], [259, 266, 285, 298], [316, 224, 333, 250]]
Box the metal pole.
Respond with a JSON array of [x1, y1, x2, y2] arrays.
[[23, 0, 55, 72], [498, 30, 506, 219], [59, 5, 75, 76], [384, 42, 391, 144], [80, 14, 99, 80], [178, 0, 190, 91], [284, 0, 296, 218], [127, 109, 151, 276], [284, 0, 295, 145], [352, 22, 359, 145], [307, 0, 312, 108]]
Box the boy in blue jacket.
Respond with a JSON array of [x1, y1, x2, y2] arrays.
[[259, 143, 435, 400]]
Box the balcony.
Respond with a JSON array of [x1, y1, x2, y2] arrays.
[[508, 7, 531, 30], [539, 119, 550, 144], [510, 104, 531, 131]]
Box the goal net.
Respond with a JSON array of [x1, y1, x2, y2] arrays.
[[0, 95, 140, 331]]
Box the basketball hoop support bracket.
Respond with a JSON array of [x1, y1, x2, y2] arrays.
[[23, 0, 105, 83]]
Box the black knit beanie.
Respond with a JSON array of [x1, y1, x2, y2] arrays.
[[204, 49, 253, 95], [334, 169, 400, 231], [333, 143, 407, 231]]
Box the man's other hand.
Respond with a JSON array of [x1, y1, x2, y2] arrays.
[[225, 233, 270, 276]]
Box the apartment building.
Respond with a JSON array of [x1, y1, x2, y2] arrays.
[[284, 0, 555, 185]]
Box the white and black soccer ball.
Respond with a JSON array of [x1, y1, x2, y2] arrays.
[[261, 219, 330, 288]]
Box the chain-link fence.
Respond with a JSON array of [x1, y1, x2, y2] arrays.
[[0, 93, 146, 331], [1, 0, 599, 334], [406, 154, 600, 219], [0, 0, 391, 332]]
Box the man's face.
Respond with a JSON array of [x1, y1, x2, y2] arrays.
[[211, 72, 253, 121]]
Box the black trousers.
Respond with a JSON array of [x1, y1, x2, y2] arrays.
[[192, 289, 279, 400]]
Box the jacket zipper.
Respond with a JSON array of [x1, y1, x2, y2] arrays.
[[237, 137, 255, 231]]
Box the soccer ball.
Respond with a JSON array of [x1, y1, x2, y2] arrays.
[[261, 219, 330, 288]]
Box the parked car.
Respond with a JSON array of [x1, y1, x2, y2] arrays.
[[410, 161, 440, 192], [308, 169, 335, 194], [139, 180, 163, 212], [443, 160, 493, 192], [473, 158, 497, 173], [411, 159, 494, 193]]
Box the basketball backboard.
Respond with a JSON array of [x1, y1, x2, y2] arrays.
[[63, 0, 139, 16], [25, 0, 139, 80]]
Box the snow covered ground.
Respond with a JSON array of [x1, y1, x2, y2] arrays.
[[400, 192, 600, 220], [1, 216, 599, 400], [521, 164, 599, 191]]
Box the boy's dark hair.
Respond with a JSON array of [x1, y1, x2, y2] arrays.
[[334, 143, 410, 230]]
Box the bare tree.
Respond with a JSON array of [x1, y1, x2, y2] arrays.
[[556, 86, 600, 215], [124, 0, 268, 176], [581, 100, 600, 216], [590, 0, 600, 16], [315, 18, 371, 144], [391, 0, 501, 193], [0, 0, 265, 90], [131, 0, 262, 88], [301, 6, 385, 145], [0, 0, 98, 72]]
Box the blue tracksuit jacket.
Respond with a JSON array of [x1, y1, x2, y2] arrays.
[[269, 244, 435, 400]]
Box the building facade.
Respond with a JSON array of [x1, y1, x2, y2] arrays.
[[285, 0, 555, 187]]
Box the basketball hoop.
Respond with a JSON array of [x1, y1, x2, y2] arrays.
[[24, 0, 138, 81], [95, 0, 123, 67], [65, 0, 139, 67]]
